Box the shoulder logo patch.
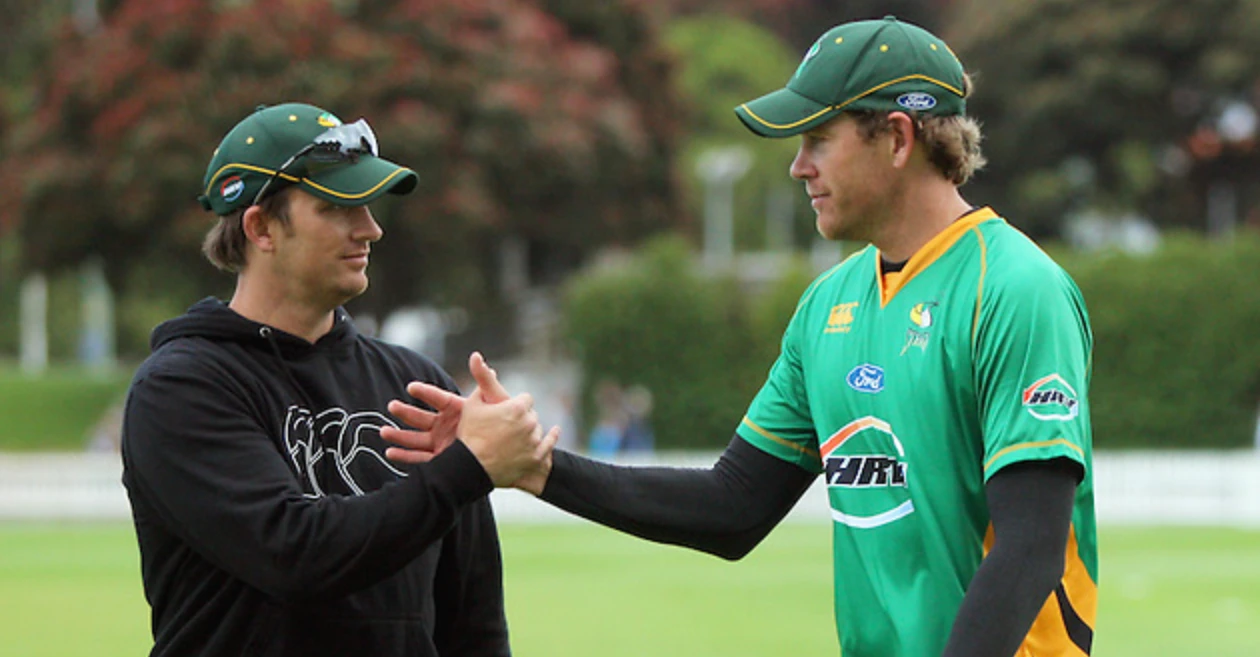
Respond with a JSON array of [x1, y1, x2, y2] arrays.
[[1022, 373, 1080, 421]]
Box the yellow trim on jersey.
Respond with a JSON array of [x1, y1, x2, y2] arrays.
[[983, 438, 1084, 473], [1019, 526, 1097, 656], [740, 417, 820, 459], [877, 207, 999, 307], [970, 227, 989, 351]]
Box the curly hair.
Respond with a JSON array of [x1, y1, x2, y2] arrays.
[[848, 73, 987, 185]]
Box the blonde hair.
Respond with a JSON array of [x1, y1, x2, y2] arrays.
[[850, 73, 987, 185]]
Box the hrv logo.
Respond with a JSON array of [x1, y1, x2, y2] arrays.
[[826, 455, 906, 487], [820, 417, 914, 529], [1022, 373, 1080, 421]]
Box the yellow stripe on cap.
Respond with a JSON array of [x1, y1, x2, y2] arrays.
[[205, 162, 411, 201], [302, 167, 412, 200], [738, 103, 840, 131], [834, 74, 964, 110], [204, 162, 299, 196], [739, 74, 964, 131]]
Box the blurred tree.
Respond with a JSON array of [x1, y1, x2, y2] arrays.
[[947, 0, 1260, 237], [663, 15, 807, 252], [1, 0, 686, 357], [656, 0, 951, 50]]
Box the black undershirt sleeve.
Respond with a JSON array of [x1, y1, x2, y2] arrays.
[[539, 436, 817, 560], [942, 457, 1083, 657]]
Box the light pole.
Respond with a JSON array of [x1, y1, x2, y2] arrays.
[[695, 146, 752, 269]]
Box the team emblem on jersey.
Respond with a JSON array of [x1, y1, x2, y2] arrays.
[[846, 364, 885, 393], [825, 301, 860, 334], [1022, 373, 1080, 421], [821, 416, 915, 529], [901, 301, 938, 354]]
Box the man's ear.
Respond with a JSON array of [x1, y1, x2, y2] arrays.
[[242, 205, 277, 253], [887, 111, 918, 169]]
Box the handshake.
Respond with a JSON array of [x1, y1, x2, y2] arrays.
[[380, 352, 558, 494]]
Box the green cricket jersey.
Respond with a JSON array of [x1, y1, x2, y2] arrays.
[[736, 208, 1097, 657]]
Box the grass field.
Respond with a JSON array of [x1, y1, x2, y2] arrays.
[[0, 366, 130, 450], [1, 522, 1258, 656]]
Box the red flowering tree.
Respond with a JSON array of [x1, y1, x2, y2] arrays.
[[3, 0, 685, 345]]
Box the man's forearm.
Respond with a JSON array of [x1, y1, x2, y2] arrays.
[[540, 437, 815, 560], [942, 459, 1082, 657]]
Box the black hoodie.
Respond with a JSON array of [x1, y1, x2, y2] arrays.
[[121, 298, 509, 657]]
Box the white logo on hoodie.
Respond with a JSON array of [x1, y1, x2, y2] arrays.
[[283, 406, 408, 497]]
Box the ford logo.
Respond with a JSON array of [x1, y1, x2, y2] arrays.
[[896, 92, 937, 111], [846, 364, 885, 393]]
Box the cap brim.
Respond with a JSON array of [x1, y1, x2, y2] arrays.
[[735, 87, 841, 138], [301, 156, 418, 206]]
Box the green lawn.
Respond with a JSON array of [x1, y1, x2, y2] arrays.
[[1, 522, 1257, 656], [0, 367, 131, 450]]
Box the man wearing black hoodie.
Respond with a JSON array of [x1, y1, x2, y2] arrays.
[[121, 103, 555, 657]]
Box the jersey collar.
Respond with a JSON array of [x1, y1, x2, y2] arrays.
[[876, 206, 999, 307]]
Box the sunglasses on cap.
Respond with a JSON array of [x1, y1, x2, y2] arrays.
[[252, 118, 380, 206]]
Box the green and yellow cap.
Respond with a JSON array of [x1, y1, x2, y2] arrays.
[[735, 16, 966, 138], [198, 103, 418, 215]]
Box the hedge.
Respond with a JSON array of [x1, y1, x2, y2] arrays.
[[563, 236, 813, 450], [1057, 233, 1260, 449]]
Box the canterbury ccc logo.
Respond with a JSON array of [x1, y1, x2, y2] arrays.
[[1022, 373, 1080, 421], [821, 417, 915, 529]]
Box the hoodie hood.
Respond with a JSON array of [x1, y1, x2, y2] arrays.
[[150, 297, 359, 357]]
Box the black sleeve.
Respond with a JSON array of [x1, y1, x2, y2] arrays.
[[122, 361, 493, 603], [539, 436, 817, 560], [432, 497, 510, 657], [941, 458, 1082, 657]]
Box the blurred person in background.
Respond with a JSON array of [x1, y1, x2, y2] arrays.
[[620, 384, 655, 454], [587, 379, 628, 457], [386, 17, 1097, 657], [120, 102, 555, 657]]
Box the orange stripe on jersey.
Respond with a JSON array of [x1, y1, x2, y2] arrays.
[[984, 524, 1097, 656], [819, 416, 891, 456]]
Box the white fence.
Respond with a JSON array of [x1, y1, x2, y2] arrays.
[[2, 451, 1260, 526]]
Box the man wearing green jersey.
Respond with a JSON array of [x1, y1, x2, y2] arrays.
[[386, 16, 1097, 657]]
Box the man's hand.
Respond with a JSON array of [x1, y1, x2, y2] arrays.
[[382, 352, 558, 488]]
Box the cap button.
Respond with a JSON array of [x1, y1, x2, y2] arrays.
[[883, 15, 897, 21]]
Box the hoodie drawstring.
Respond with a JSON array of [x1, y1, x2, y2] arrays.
[[259, 326, 320, 413]]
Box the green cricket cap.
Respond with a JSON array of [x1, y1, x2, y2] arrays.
[[198, 103, 418, 215], [735, 16, 967, 138]]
